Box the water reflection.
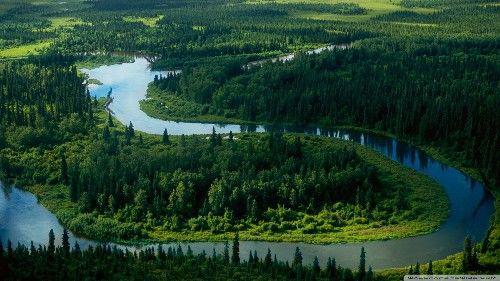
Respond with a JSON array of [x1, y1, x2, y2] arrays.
[[0, 127, 494, 269], [0, 59, 494, 270]]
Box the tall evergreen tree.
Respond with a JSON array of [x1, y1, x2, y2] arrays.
[[162, 128, 170, 144], [293, 247, 302, 267], [264, 248, 272, 269], [107, 112, 114, 127], [312, 256, 321, 276], [366, 266, 374, 281], [48, 229, 55, 259], [232, 232, 240, 265], [358, 247, 366, 281], [223, 241, 229, 264], [62, 229, 70, 256]]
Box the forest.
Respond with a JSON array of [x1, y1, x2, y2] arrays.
[[0, 230, 487, 281], [146, 38, 499, 188], [0, 76, 447, 242], [0, 0, 498, 279]]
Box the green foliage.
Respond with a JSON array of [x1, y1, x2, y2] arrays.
[[146, 39, 500, 188], [0, 230, 380, 281]]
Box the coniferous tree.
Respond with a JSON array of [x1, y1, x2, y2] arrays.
[[312, 256, 321, 276], [358, 247, 366, 281], [293, 247, 302, 267], [7, 240, 12, 259], [223, 241, 229, 264], [327, 257, 338, 281], [48, 229, 55, 259], [128, 122, 135, 137], [231, 232, 240, 264], [162, 128, 170, 144], [366, 266, 374, 281], [103, 126, 110, 142], [248, 251, 254, 266], [73, 242, 81, 256], [481, 228, 491, 253], [62, 229, 70, 256], [107, 112, 114, 127], [463, 236, 473, 272], [264, 248, 272, 269]]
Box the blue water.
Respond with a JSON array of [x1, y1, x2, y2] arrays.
[[0, 58, 494, 269]]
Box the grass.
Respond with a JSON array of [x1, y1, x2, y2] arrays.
[[139, 84, 497, 258], [248, 0, 436, 22], [0, 41, 52, 59], [44, 17, 86, 31], [140, 85, 258, 125], [12, 105, 448, 244], [123, 15, 164, 27], [147, 134, 448, 244]]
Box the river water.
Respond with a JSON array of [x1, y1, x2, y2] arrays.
[[0, 53, 495, 269]]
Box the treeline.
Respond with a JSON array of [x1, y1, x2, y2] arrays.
[[62, 127, 394, 236], [0, 59, 93, 149], [153, 39, 499, 186], [400, 0, 498, 8], [0, 230, 375, 281], [50, 2, 372, 68]]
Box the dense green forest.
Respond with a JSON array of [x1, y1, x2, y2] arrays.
[[0, 58, 93, 150], [146, 38, 499, 188], [0, 231, 488, 281], [0, 0, 498, 279], [0, 102, 447, 243]]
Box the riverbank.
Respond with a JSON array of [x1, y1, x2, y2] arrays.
[[138, 89, 498, 269], [1, 111, 448, 245]]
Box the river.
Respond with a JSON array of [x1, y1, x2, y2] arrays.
[[0, 53, 495, 269]]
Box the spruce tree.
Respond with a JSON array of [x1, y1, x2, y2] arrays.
[[327, 257, 338, 281], [248, 251, 254, 266], [358, 247, 366, 281], [48, 229, 55, 259], [293, 247, 302, 267], [73, 242, 81, 256], [223, 241, 229, 264], [162, 128, 170, 144], [264, 248, 272, 269], [313, 256, 321, 276], [62, 229, 70, 256], [463, 236, 472, 272], [103, 126, 110, 142], [231, 232, 240, 265], [366, 266, 374, 281], [108, 112, 114, 127]]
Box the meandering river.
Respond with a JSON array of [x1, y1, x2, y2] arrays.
[[0, 53, 494, 269]]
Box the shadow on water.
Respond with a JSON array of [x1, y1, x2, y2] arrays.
[[0, 58, 494, 269]]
